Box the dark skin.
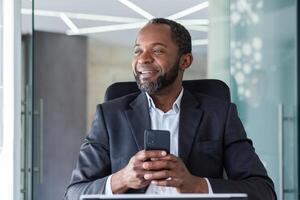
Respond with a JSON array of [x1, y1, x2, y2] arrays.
[[111, 24, 208, 194]]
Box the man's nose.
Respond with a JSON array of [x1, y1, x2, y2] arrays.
[[138, 51, 153, 64]]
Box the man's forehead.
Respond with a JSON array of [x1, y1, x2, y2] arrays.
[[140, 23, 171, 32], [134, 42, 167, 48], [134, 24, 173, 45]]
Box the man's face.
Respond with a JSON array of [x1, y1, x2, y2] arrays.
[[132, 24, 181, 94]]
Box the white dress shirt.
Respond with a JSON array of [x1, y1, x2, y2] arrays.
[[105, 88, 213, 194]]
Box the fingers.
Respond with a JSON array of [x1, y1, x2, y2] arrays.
[[132, 169, 147, 179], [144, 170, 176, 180], [135, 150, 167, 161], [123, 150, 174, 190], [142, 154, 180, 171], [156, 154, 179, 162], [142, 160, 175, 170], [152, 177, 181, 188], [123, 167, 152, 189]]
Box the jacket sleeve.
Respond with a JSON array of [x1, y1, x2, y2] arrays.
[[64, 104, 111, 200], [208, 103, 277, 200]]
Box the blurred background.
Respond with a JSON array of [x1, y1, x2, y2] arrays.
[[1, 0, 298, 199]]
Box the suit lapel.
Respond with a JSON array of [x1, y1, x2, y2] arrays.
[[124, 90, 204, 165], [124, 92, 151, 151], [179, 89, 204, 164]]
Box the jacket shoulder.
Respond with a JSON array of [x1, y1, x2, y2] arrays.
[[191, 91, 231, 109], [100, 91, 142, 110]]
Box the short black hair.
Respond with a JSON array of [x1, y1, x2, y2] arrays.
[[147, 18, 192, 56]]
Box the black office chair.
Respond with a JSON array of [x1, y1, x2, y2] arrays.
[[104, 79, 231, 102]]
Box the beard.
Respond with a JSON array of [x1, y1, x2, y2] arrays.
[[134, 57, 180, 94]]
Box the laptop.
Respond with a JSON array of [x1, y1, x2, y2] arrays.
[[80, 193, 247, 200]]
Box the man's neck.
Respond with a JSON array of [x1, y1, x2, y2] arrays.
[[149, 83, 182, 113]]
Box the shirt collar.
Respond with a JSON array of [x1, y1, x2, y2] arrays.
[[145, 88, 184, 113]]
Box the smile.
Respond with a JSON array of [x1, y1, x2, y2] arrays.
[[139, 70, 157, 74], [138, 70, 159, 79]]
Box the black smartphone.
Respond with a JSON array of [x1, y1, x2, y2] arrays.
[[144, 129, 170, 154]]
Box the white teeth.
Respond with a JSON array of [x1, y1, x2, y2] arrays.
[[141, 71, 152, 74]]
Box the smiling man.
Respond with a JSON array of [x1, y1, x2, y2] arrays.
[[65, 18, 276, 200], [132, 23, 186, 100]]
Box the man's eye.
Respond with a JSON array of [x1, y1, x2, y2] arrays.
[[134, 49, 141, 55], [153, 49, 164, 54]]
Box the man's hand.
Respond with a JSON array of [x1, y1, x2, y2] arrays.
[[142, 154, 209, 193], [111, 150, 167, 194]]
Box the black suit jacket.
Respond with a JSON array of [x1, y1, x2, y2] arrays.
[[65, 89, 276, 200]]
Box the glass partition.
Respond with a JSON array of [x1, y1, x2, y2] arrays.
[[21, 0, 34, 200], [228, 0, 298, 199], [29, 0, 298, 199], [30, 1, 210, 199]]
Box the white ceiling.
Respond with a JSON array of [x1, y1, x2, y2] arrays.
[[21, 0, 209, 48]]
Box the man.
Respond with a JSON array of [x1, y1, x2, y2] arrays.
[[65, 18, 276, 200]]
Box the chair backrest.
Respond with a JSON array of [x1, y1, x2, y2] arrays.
[[104, 79, 231, 102]]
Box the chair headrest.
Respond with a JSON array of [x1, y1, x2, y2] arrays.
[[104, 79, 230, 102]]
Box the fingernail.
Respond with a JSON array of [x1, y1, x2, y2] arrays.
[[143, 163, 148, 169], [161, 151, 167, 156], [152, 180, 158, 184], [144, 174, 151, 179]]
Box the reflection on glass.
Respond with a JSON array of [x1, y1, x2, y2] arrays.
[[229, 0, 298, 199], [21, 0, 34, 200]]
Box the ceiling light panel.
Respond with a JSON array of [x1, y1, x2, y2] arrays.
[[118, 0, 154, 19], [128, 0, 207, 18], [168, 1, 209, 20], [177, 19, 209, 26], [31, 15, 70, 34], [21, 8, 144, 23], [67, 21, 147, 35], [67, 19, 118, 29], [23, 0, 209, 47], [60, 13, 79, 33]]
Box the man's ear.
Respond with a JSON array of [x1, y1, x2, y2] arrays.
[[179, 53, 193, 70]]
